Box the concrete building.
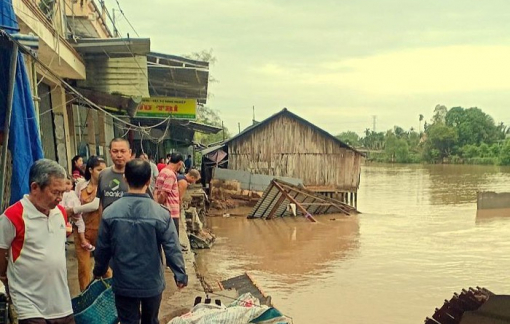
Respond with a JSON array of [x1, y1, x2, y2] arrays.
[[8, 0, 216, 171]]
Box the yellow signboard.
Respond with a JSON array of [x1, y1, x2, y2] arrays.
[[136, 97, 197, 119]]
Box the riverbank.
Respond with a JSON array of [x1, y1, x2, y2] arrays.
[[66, 218, 204, 323], [367, 152, 509, 166]]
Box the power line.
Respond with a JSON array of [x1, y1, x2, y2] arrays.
[[95, 1, 159, 97], [113, 0, 139, 37], [1, 30, 173, 135]]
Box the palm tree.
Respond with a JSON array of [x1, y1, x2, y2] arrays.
[[419, 114, 424, 133]]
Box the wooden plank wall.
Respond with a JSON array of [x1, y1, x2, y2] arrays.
[[228, 115, 362, 191], [77, 55, 149, 97]]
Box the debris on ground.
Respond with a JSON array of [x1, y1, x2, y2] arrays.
[[209, 179, 262, 212], [425, 287, 503, 324], [249, 179, 358, 222], [219, 272, 272, 307], [167, 293, 292, 324], [184, 186, 215, 249]]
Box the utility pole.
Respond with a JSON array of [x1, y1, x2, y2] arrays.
[[372, 115, 377, 133], [112, 9, 119, 37], [252, 105, 255, 125]]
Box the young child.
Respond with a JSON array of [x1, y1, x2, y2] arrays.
[[61, 176, 95, 251]]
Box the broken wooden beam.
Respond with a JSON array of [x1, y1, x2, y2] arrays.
[[273, 180, 317, 222], [248, 179, 357, 220]]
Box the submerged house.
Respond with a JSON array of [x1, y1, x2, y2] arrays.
[[204, 108, 364, 206]]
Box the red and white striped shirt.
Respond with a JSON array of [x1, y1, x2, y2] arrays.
[[154, 167, 180, 218]]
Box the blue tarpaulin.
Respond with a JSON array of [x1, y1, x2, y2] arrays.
[[0, 0, 44, 205]]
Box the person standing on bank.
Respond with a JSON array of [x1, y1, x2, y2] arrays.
[[67, 156, 111, 291], [97, 138, 132, 212], [154, 153, 184, 237], [0, 159, 75, 324], [93, 159, 187, 324], [184, 155, 192, 173], [140, 153, 159, 193]]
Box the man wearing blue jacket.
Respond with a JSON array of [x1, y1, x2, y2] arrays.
[[93, 159, 187, 324]]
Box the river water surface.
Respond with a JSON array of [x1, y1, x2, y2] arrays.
[[195, 164, 510, 324]]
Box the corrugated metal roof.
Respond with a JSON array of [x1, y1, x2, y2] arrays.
[[248, 179, 357, 220], [199, 144, 225, 155], [225, 108, 363, 156], [147, 52, 209, 104], [73, 38, 151, 56]]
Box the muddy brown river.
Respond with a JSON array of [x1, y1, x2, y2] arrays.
[[195, 163, 510, 324]]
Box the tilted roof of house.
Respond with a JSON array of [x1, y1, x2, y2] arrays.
[[224, 108, 363, 155]]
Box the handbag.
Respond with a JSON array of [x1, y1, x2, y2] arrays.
[[72, 278, 118, 324]]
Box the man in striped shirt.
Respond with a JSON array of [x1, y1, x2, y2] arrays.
[[154, 153, 184, 236]]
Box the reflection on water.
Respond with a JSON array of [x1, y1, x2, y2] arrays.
[[196, 163, 510, 324], [196, 215, 360, 286], [476, 208, 510, 223]]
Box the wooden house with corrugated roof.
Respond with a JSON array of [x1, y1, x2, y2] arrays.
[[222, 108, 363, 206]]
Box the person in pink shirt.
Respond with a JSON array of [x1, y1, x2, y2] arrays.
[[154, 153, 184, 236]]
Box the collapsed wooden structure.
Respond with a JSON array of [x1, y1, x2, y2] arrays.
[[209, 109, 365, 208], [425, 287, 495, 324], [219, 272, 273, 307], [248, 179, 357, 222]]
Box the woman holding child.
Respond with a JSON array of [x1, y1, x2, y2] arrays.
[[68, 155, 112, 291]]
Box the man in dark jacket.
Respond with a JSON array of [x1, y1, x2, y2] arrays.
[[93, 159, 187, 324]]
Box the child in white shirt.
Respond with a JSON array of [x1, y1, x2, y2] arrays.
[[61, 177, 95, 251]]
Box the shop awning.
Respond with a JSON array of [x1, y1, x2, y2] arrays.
[[147, 52, 209, 104], [131, 118, 222, 135]]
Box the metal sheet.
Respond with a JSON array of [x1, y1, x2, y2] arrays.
[[248, 179, 357, 220]]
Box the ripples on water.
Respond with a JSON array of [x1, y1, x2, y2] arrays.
[[195, 164, 510, 324]]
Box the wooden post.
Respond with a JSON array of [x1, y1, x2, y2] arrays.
[[277, 182, 352, 215], [350, 192, 354, 207], [273, 181, 317, 222], [354, 192, 358, 209]]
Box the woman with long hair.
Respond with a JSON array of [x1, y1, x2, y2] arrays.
[[71, 155, 85, 181], [68, 156, 112, 290]]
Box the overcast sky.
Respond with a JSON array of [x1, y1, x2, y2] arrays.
[[109, 0, 510, 136]]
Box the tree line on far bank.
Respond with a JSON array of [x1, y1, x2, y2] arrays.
[[336, 105, 510, 165]]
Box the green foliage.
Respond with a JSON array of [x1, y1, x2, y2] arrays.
[[195, 106, 230, 145], [461, 144, 480, 159], [490, 143, 501, 157], [336, 131, 360, 147], [432, 104, 448, 124], [338, 105, 506, 166], [500, 140, 510, 165], [465, 157, 499, 165], [422, 123, 457, 162], [362, 130, 385, 150], [479, 143, 490, 157], [445, 107, 504, 146]]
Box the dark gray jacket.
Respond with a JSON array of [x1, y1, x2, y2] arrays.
[[93, 193, 187, 298]]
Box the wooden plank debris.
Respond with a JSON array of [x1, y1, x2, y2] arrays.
[[219, 272, 273, 307], [248, 179, 357, 221], [424, 287, 495, 324]]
